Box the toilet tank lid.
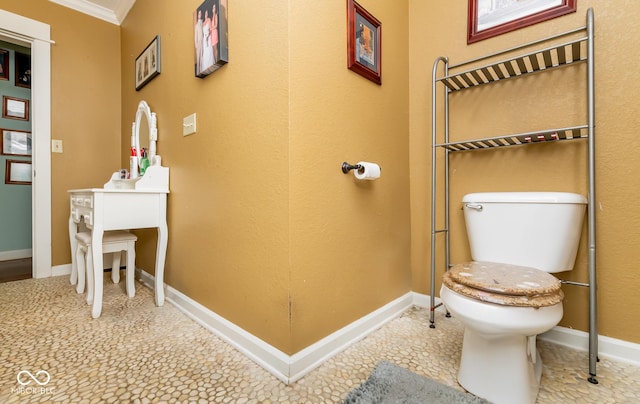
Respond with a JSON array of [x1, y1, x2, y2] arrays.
[[462, 192, 587, 204]]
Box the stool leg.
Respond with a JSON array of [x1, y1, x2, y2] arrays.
[[126, 242, 136, 298], [70, 248, 78, 286], [76, 245, 86, 294], [86, 247, 94, 305], [111, 251, 121, 284]]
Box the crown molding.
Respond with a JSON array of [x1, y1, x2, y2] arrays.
[[49, 0, 135, 25]]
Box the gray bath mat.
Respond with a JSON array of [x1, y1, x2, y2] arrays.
[[343, 361, 491, 404]]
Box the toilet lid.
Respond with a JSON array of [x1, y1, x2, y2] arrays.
[[442, 261, 564, 308]]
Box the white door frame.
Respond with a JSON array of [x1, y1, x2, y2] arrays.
[[0, 9, 52, 278]]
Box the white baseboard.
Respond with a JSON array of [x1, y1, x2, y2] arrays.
[[52, 263, 71, 277], [136, 269, 414, 383], [411, 291, 443, 310], [288, 292, 413, 383], [540, 326, 640, 367], [0, 249, 32, 261]]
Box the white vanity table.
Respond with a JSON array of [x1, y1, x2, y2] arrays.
[[68, 101, 169, 318]]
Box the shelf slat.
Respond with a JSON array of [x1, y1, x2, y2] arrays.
[[438, 37, 588, 92], [436, 126, 588, 152]]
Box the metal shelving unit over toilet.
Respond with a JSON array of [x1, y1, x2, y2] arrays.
[[429, 9, 597, 382]]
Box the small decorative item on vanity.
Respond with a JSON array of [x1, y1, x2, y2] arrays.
[[193, 0, 229, 78], [346, 0, 381, 85]]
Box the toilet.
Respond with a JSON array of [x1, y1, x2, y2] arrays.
[[440, 192, 587, 404]]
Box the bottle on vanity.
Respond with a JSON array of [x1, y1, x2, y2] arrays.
[[130, 147, 139, 179], [140, 148, 150, 176]]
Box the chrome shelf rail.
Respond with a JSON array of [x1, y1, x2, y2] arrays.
[[430, 8, 597, 383]]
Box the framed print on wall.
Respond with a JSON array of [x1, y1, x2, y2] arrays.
[[468, 0, 577, 44], [347, 0, 381, 85], [14, 51, 31, 88], [1, 129, 32, 156], [5, 159, 32, 185], [2, 96, 29, 121], [135, 35, 161, 91], [0, 49, 8, 81], [194, 0, 229, 78]]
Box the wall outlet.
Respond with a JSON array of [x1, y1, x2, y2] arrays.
[[183, 113, 197, 136], [52, 139, 63, 153]]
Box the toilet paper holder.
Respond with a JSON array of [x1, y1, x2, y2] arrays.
[[341, 162, 363, 174]]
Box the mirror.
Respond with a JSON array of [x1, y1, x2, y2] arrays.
[[104, 101, 167, 189], [133, 100, 157, 167]]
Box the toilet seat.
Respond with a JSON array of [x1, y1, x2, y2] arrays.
[[442, 261, 563, 308]]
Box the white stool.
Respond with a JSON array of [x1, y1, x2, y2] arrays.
[[74, 230, 137, 305]]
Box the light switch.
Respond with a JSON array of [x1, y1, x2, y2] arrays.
[[52, 139, 63, 153], [183, 113, 197, 136]]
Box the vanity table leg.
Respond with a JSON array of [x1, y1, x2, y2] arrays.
[[91, 226, 105, 318], [154, 197, 168, 306], [69, 215, 78, 285]]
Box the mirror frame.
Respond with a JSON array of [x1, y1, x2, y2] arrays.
[[133, 100, 157, 164]]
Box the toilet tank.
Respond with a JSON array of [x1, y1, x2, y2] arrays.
[[462, 192, 587, 273]]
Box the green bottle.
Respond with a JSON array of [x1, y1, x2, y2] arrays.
[[140, 148, 150, 175]]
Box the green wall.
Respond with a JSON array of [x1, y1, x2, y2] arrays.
[[0, 40, 31, 255]]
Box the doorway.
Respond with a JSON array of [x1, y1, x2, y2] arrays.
[[0, 39, 32, 282], [0, 9, 52, 279]]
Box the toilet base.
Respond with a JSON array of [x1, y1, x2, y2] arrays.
[[457, 329, 542, 404]]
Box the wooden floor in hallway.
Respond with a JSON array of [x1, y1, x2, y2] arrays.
[[0, 257, 31, 283]]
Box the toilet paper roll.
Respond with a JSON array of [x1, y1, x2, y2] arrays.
[[354, 161, 381, 180]]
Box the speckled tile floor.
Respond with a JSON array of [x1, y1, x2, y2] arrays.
[[1, 276, 639, 403]]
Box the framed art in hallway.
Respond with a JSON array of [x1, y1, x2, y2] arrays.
[[14, 51, 31, 88], [347, 0, 381, 85], [5, 159, 31, 185], [2, 96, 29, 121], [135, 35, 161, 91], [0, 49, 8, 81], [1, 129, 32, 156], [468, 0, 577, 44]]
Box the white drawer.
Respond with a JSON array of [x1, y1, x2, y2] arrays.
[[71, 195, 94, 208]]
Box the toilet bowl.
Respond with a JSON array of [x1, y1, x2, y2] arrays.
[[440, 192, 586, 404], [441, 262, 563, 404]]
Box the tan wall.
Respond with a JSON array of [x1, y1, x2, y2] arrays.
[[288, 1, 410, 352], [0, 0, 122, 265], [120, 0, 410, 354], [120, 0, 292, 351], [409, 1, 640, 344]]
